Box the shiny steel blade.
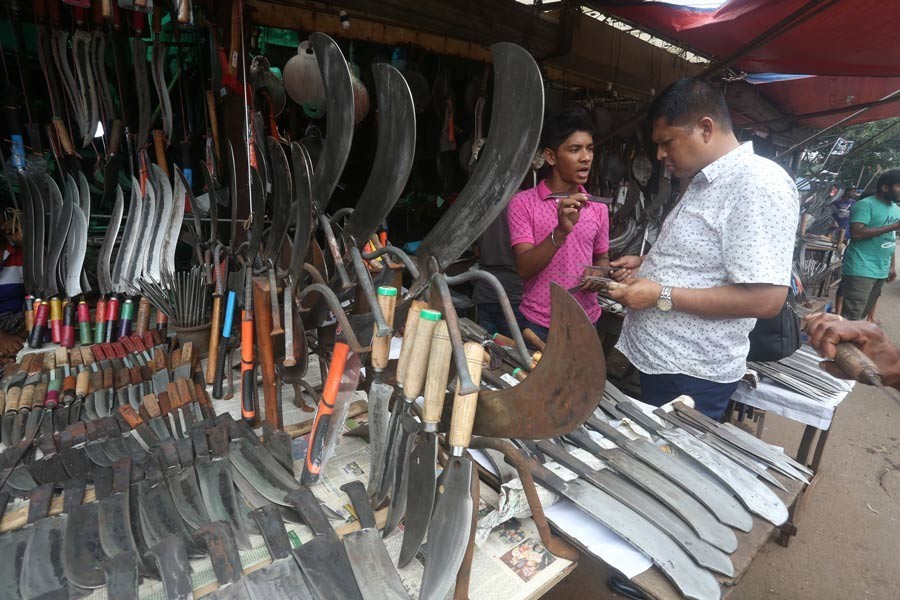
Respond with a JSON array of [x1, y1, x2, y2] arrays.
[[134, 182, 156, 281], [112, 178, 143, 293], [398, 432, 436, 567], [365, 381, 392, 495], [164, 168, 187, 277], [43, 175, 72, 297], [382, 407, 418, 537], [147, 163, 173, 281], [227, 438, 297, 506], [64, 204, 88, 297], [167, 466, 213, 531], [26, 176, 45, 293], [97, 185, 124, 295], [419, 457, 473, 600], [196, 457, 252, 550]]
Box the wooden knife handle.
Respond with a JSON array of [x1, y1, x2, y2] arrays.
[[19, 385, 35, 411], [6, 386, 21, 412], [108, 118, 124, 156], [448, 342, 484, 450], [395, 299, 427, 386], [76, 370, 90, 398], [34, 381, 49, 409], [175, 379, 192, 409], [371, 286, 397, 371], [177, 0, 191, 24], [100, 0, 112, 20], [0, 388, 6, 413], [422, 320, 452, 426], [143, 394, 161, 419], [205, 90, 221, 165], [135, 297, 151, 336], [228, 0, 242, 78], [522, 328, 545, 352], [403, 309, 441, 399], [119, 404, 143, 428], [52, 116, 75, 157], [206, 295, 222, 384], [152, 130, 169, 177]]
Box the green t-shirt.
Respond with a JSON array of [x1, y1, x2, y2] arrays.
[[843, 195, 900, 279]]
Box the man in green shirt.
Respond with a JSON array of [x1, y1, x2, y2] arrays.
[[840, 169, 900, 320]]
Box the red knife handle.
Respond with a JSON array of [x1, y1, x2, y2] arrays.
[[29, 301, 50, 349]]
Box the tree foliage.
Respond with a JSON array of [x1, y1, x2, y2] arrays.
[[801, 118, 900, 192]]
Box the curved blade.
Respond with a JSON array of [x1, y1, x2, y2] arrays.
[[21, 515, 70, 598], [465, 284, 605, 438], [201, 161, 220, 248], [134, 182, 157, 282], [415, 43, 543, 279], [98, 491, 142, 560], [309, 32, 354, 212], [137, 477, 199, 554], [63, 502, 106, 589], [196, 458, 252, 550], [289, 142, 314, 283], [25, 176, 45, 294], [97, 185, 124, 295], [227, 438, 297, 506], [19, 173, 37, 292], [77, 171, 91, 226], [0, 528, 32, 600], [166, 466, 213, 531], [112, 178, 143, 294], [43, 176, 72, 297], [345, 63, 416, 246], [227, 141, 239, 252], [64, 205, 88, 297], [147, 163, 173, 281], [164, 170, 187, 277], [178, 165, 206, 253], [262, 138, 293, 264]]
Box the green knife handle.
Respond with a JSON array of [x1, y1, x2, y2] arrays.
[[448, 342, 484, 450]]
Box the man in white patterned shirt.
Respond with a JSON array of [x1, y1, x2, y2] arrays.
[[608, 78, 799, 419]]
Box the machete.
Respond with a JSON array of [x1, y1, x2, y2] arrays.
[[537, 440, 734, 576], [381, 309, 441, 532], [198, 520, 252, 599], [528, 457, 721, 600], [42, 175, 71, 298], [586, 416, 753, 532], [309, 32, 354, 212], [146, 534, 194, 600], [0, 484, 52, 600], [418, 341, 484, 600], [245, 504, 314, 598], [163, 438, 213, 531], [617, 401, 788, 526], [411, 42, 542, 292], [228, 436, 297, 506], [63, 483, 107, 589], [111, 177, 143, 294], [398, 319, 453, 565], [286, 486, 364, 600], [366, 286, 397, 496], [565, 426, 737, 552], [195, 425, 252, 549], [148, 163, 174, 281], [341, 481, 409, 600], [97, 184, 124, 298], [343, 62, 416, 247]]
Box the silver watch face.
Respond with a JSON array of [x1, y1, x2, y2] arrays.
[[657, 297, 673, 312]]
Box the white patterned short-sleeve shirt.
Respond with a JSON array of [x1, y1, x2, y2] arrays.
[[616, 142, 799, 383]]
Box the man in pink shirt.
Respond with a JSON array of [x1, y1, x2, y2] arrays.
[[508, 108, 610, 341]]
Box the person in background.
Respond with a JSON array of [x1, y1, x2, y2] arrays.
[[608, 78, 798, 420], [507, 107, 610, 342], [805, 312, 900, 391], [472, 207, 525, 338], [832, 186, 859, 316], [839, 169, 900, 321], [832, 186, 859, 243], [0, 209, 25, 360]]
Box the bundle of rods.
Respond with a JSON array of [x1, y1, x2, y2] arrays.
[[138, 266, 212, 328]]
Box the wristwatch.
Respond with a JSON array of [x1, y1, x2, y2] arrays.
[[657, 286, 673, 312]]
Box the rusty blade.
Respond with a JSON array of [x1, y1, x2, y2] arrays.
[[459, 284, 605, 439]]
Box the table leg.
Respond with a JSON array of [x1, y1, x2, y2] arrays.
[[796, 425, 818, 467]]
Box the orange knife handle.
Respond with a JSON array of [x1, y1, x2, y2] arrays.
[[300, 342, 350, 484], [240, 312, 255, 421]]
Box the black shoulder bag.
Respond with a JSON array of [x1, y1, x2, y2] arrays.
[[746, 287, 801, 362]]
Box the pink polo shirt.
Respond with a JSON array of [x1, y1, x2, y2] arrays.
[[507, 180, 609, 327]]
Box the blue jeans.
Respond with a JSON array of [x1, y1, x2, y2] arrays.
[[477, 303, 527, 339], [639, 372, 740, 421]]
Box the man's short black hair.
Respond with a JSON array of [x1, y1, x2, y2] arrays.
[[648, 78, 732, 130], [876, 169, 900, 194], [541, 107, 594, 151]]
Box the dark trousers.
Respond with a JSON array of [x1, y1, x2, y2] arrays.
[[840, 275, 884, 320], [476, 303, 527, 339], [639, 372, 740, 420]]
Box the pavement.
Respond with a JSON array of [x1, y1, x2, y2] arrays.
[[736, 279, 900, 599]]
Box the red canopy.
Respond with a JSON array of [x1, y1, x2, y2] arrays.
[[592, 0, 900, 126], [594, 0, 900, 77]]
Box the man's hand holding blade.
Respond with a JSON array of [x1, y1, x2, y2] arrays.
[[609, 255, 643, 281], [554, 193, 585, 243]]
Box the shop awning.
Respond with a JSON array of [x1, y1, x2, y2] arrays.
[[589, 0, 900, 77]]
